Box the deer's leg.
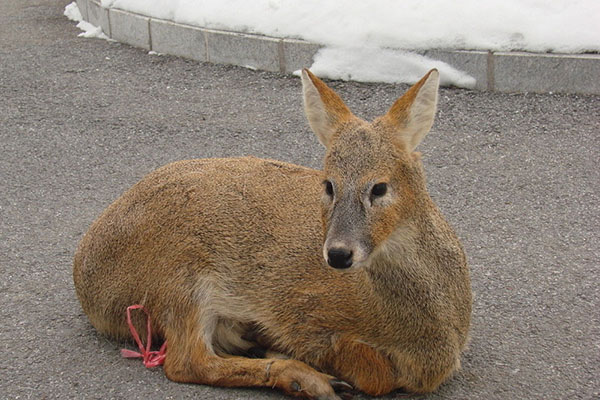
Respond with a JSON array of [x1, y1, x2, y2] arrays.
[[325, 335, 398, 396], [162, 323, 344, 399], [327, 335, 457, 395]]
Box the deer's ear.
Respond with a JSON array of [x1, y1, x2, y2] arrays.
[[301, 69, 353, 148], [380, 69, 439, 152]]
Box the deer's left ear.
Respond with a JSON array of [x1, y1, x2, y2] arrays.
[[379, 69, 439, 152]]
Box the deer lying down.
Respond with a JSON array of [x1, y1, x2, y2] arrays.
[[73, 69, 471, 399]]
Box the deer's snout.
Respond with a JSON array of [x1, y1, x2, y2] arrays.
[[327, 247, 353, 269], [323, 189, 372, 270], [323, 240, 369, 270]]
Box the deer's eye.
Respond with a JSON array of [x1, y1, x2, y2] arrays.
[[370, 183, 387, 200], [324, 180, 334, 197]]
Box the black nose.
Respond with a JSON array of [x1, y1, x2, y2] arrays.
[[327, 248, 353, 269]]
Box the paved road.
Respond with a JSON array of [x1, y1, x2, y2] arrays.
[[1, 1, 599, 399]]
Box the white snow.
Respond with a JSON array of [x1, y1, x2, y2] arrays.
[[76, 20, 110, 40], [64, 2, 83, 22], [68, 1, 600, 87], [107, 0, 599, 54], [308, 47, 476, 88], [64, 2, 110, 40]]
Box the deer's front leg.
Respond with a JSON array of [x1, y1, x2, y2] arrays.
[[325, 335, 398, 396], [163, 326, 345, 399]]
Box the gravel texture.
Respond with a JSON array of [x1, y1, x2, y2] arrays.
[[1, 1, 599, 399]]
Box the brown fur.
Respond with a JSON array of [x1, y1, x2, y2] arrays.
[[73, 69, 471, 399]]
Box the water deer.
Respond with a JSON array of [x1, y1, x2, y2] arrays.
[[73, 69, 471, 399]]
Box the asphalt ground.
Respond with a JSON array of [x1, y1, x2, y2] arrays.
[[1, 1, 599, 399]]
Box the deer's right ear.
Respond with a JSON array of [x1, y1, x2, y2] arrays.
[[301, 69, 353, 148]]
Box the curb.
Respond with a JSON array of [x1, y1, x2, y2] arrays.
[[77, 0, 600, 95]]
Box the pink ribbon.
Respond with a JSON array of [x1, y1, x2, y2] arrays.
[[121, 305, 167, 368]]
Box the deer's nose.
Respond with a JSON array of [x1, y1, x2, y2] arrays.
[[327, 248, 353, 269]]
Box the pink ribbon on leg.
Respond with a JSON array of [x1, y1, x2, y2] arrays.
[[120, 305, 167, 368]]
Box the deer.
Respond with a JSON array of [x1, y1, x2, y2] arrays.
[[73, 69, 472, 399]]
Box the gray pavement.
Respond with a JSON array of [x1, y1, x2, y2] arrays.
[[1, 1, 599, 399]]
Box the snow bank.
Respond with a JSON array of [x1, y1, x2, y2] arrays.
[[101, 0, 599, 53], [71, 1, 599, 87]]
